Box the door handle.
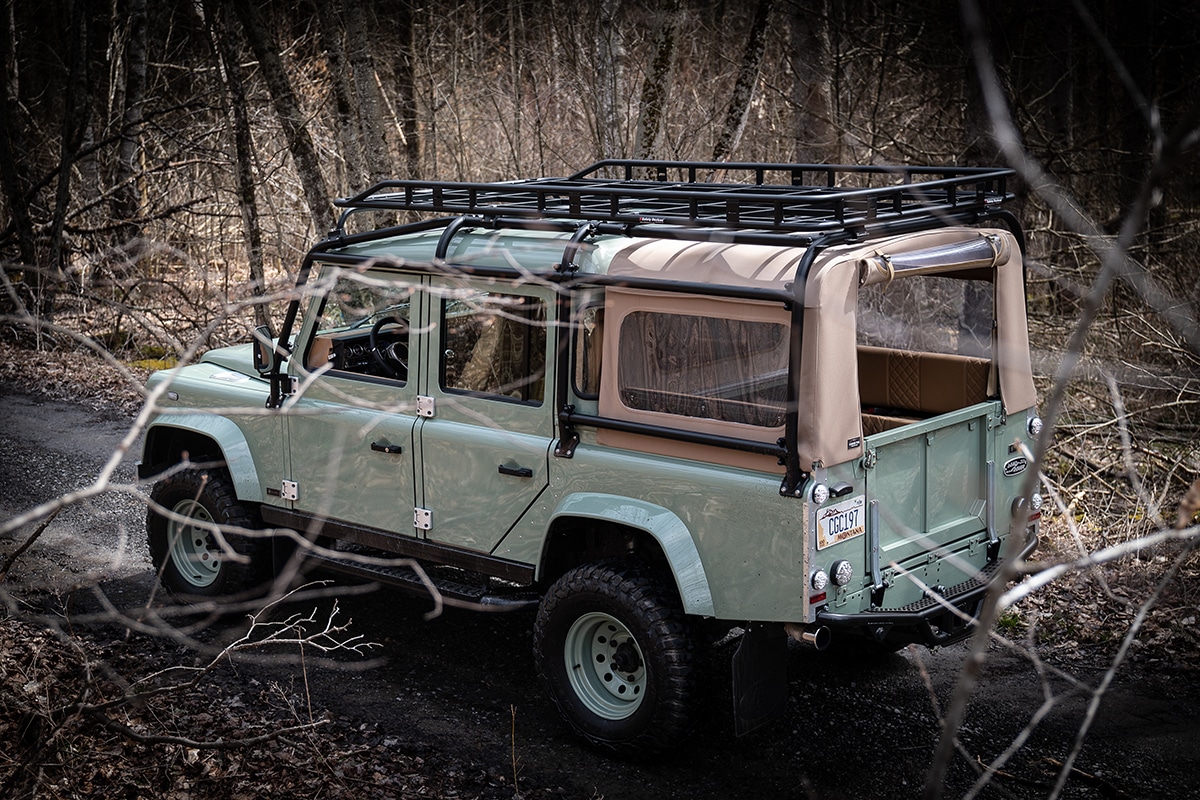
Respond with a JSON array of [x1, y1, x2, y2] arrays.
[[497, 464, 533, 478], [371, 441, 403, 454]]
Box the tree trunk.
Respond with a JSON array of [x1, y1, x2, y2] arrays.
[[594, 0, 624, 158], [711, 0, 773, 164], [344, 0, 393, 183], [506, 0, 525, 173], [961, 3, 1005, 166], [202, 0, 270, 330], [112, 0, 146, 246], [312, 0, 368, 193], [231, 0, 333, 236], [45, 0, 93, 322], [392, 0, 420, 178], [787, 0, 833, 163], [633, 0, 681, 161], [1114, 0, 1155, 227], [0, 3, 36, 271]]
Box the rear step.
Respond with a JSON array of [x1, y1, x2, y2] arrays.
[[303, 549, 540, 611]]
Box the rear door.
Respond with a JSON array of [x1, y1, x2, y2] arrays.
[[414, 281, 555, 553], [861, 403, 996, 567]]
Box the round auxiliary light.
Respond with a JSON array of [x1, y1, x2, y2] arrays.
[[831, 559, 854, 587], [811, 569, 830, 592], [1028, 416, 1044, 437], [810, 483, 830, 505], [1030, 492, 1043, 512]]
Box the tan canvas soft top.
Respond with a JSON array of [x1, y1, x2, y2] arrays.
[[599, 227, 1036, 470]]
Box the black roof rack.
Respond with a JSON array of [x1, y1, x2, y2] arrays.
[[334, 159, 1014, 237]]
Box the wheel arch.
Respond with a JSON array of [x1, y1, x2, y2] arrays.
[[141, 416, 263, 503], [539, 493, 715, 617]]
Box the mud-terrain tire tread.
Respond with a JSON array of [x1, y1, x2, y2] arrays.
[[533, 559, 698, 757], [147, 466, 272, 598]]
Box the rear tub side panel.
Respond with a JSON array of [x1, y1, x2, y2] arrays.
[[493, 440, 808, 622]]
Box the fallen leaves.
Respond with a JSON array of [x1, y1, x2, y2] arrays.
[[0, 615, 532, 799]]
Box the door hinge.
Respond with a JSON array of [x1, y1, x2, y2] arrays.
[[417, 395, 435, 418], [414, 507, 432, 530], [281, 480, 299, 501]]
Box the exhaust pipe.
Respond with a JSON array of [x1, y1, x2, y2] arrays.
[[785, 622, 831, 651]]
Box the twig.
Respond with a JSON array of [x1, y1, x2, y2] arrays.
[[0, 507, 62, 581], [1044, 757, 1135, 799], [511, 704, 521, 798], [87, 709, 328, 749]]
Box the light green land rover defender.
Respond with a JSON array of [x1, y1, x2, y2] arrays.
[[139, 160, 1042, 754]]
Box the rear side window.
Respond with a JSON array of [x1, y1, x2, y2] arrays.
[[441, 290, 547, 404], [616, 311, 788, 428]]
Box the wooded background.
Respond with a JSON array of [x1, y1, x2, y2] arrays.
[[0, 0, 1198, 506], [1, 4, 1199, 796]]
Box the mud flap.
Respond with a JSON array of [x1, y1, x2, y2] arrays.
[[731, 623, 788, 736]]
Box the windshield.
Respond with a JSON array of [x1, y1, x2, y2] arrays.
[[317, 270, 415, 333]]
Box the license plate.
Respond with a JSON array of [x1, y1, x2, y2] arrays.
[[816, 495, 866, 550]]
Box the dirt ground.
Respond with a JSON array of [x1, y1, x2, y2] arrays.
[[3, 385, 1200, 800]]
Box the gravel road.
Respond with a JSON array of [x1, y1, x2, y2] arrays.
[[2, 386, 1199, 799]]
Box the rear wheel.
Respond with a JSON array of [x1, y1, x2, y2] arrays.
[[147, 467, 271, 597], [533, 560, 699, 756]]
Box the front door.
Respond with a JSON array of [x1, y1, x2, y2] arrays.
[[285, 266, 419, 535]]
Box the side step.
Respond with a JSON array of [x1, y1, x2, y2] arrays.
[[303, 549, 540, 612]]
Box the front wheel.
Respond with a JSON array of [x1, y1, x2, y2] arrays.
[[533, 560, 699, 756], [147, 466, 271, 598]]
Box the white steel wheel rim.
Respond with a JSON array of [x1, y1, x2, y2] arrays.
[[563, 611, 647, 720], [167, 499, 222, 588]]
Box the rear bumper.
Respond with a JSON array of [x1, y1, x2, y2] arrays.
[[815, 527, 1038, 648]]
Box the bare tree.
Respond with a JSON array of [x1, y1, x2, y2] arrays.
[[391, 0, 421, 178], [111, 0, 147, 248], [0, 3, 36, 273], [200, 0, 270, 330], [2, 2, 1200, 795], [311, 0, 369, 192], [633, 0, 682, 160], [594, 0, 625, 158], [711, 0, 773, 163], [43, 1, 94, 320], [921, 3, 1200, 798], [231, 0, 334, 236], [787, 0, 834, 163], [344, 0, 394, 183]]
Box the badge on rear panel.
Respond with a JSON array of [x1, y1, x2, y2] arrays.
[[816, 494, 866, 550], [1003, 456, 1028, 477]]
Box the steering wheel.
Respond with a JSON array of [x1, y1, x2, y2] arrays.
[[369, 316, 408, 379]]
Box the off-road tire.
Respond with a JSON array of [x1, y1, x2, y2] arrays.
[[147, 466, 272, 598], [533, 560, 699, 756]]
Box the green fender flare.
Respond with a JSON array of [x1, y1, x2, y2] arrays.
[[548, 493, 715, 617], [145, 416, 263, 503]]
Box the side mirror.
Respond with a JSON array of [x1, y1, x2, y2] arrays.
[[252, 325, 274, 375]]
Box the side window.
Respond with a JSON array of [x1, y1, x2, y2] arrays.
[[573, 305, 603, 399], [305, 271, 412, 383], [442, 290, 547, 404], [616, 310, 788, 428]]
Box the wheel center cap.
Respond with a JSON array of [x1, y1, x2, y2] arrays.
[[610, 640, 642, 674]]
